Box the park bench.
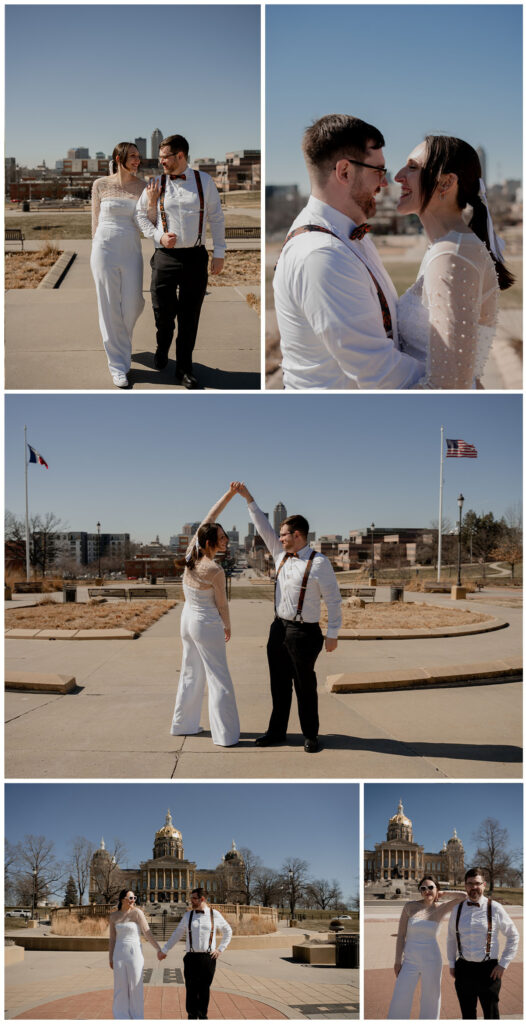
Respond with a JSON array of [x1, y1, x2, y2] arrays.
[[474, 581, 485, 592], [129, 587, 168, 600], [224, 226, 260, 239], [88, 588, 128, 600], [423, 582, 451, 593], [340, 587, 376, 601], [5, 228, 24, 250]]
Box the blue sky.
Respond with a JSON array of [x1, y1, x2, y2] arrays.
[[364, 784, 523, 863], [266, 5, 522, 192], [5, 5, 260, 167], [5, 783, 359, 898], [5, 394, 522, 542]]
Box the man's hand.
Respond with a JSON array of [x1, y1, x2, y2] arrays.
[[109, 961, 114, 970], [211, 257, 224, 275], [161, 232, 177, 248], [449, 968, 456, 978], [325, 637, 338, 653], [231, 481, 253, 502], [394, 963, 401, 977], [211, 950, 221, 960], [157, 950, 167, 961], [490, 965, 505, 981]]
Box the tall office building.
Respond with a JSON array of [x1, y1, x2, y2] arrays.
[[273, 502, 287, 534], [151, 129, 163, 159], [135, 137, 147, 159]]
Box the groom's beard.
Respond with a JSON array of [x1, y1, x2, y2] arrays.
[[352, 183, 379, 219]]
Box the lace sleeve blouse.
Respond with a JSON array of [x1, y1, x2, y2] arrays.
[[109, 907, 160, 960], [183, 495, 232, 631], [91, 175, 148, 236], [394, 892, 466, 964]]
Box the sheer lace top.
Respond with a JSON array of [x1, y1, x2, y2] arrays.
[[183, 556, 230, 630], [394, 893, 466, 964], [91, 174, 148, 236], [398, 231, 498, 388], [109, 907, 158, 959]]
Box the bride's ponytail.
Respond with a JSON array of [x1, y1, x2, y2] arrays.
[[469, 191, 515, 291]]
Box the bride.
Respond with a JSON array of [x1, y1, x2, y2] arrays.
[[90, 142, 158, 388], [170, 485, 240, 746], [395, 135, 515, 389], [387, 875, 465, 1019]]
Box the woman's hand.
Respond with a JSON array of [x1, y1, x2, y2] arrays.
[[146, 178, 161, 208], [109, 960, 113, 970], [394, 963, 402, 977], [157, 950, 167, 961], [224, 628, 231, 643]]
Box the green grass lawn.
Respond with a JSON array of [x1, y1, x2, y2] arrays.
[[6, 209, 259, 240]]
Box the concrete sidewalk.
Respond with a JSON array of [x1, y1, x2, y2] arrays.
[[364, 905, 523, 1019], [5, 593, 522, 779], [5, 239, 260, 390], [5, 934, 359, 1020]]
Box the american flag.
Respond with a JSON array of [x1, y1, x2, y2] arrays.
[[446, 439, 478, 458]]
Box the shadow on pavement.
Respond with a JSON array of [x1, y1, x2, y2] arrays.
[[129, 354, 260, 390], [321, 734, 522, 762]]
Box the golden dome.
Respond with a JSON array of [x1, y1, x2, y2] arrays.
[[389, 799, 412, 829], [155, 809, 182, 840]]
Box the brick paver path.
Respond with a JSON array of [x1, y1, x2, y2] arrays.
[[364, 963, 523, 1019], [14, 986, 287, 1019]]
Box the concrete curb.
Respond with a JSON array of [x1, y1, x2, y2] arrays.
[[337, 614, 509, 640], [6, 672, 76, 694], [37, 250, 76, 289], [327, 657, 523, 693], [5, 628, 137, 640]]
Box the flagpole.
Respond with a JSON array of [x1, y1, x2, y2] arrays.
[[437, 426, 444, 582], [24, 425, 30, 581]]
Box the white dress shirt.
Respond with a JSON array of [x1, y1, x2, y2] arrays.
[[248, 501, 342, 638], [447, 896, 519, 969], [273, 195, 424, 390], [162, 906, 232, 954], [135, 167, 226, 257]]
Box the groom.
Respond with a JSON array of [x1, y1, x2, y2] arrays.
[[234, 482, 341, 753], [273, 113, 424, 389], [135, 134, 225, 389]]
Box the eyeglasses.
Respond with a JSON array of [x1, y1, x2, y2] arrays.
[[419, 885, 436, 892], [336, 156, 388, 178]]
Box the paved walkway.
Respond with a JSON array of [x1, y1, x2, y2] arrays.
[[5, 589, 522, 779], [364, 904, 523, 1019], [6, 939, 358, 1020], [6, 239, 260, 390]]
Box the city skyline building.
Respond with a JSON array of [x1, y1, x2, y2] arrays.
[[134, 137, 147, 159], [273, 502, 287, 534], [151, 128, 163, 159]]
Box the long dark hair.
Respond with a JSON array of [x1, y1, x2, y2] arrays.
[[117, 888, 132, 910], [417, 875, 440, 903], [175, 522, 224, 572], [112, 142, 138, 174], [419, 135, 514, 290]]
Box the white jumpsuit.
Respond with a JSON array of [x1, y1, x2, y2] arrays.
[[171, 582, 240, 746], [112, 920, 144, 1020], [90, 177, 146, 381], [388, 917, 443, 1019]]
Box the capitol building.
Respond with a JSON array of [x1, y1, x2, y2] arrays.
[[364, 799, 465, 886], [90, 810, 245, 905]]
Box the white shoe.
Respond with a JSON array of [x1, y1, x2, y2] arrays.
[[112, 372, 128, 389]]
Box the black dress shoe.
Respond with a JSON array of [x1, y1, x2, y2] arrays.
[[176, 371, 199, 389], [255, 733, 286, 746], [153, 350, 168, 369], [304, 737, 320, 753]]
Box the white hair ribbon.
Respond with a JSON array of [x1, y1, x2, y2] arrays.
[[478, 179, 505, 263]]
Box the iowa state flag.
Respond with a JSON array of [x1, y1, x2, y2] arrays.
[[28, 444, 49, 468]]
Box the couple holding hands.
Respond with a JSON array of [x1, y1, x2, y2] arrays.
[[170, 482, 342, 754]]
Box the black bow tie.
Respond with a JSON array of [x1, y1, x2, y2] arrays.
[[170, 174, 186, 180], [194, 909, 205, 914], [350, 223, 371, 241], [467, 901, 481, 907]]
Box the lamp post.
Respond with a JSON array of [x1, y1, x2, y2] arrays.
[[369, 522, 376, 585], [97, 521, 101, 581], [288, 868, 294, 923], [31, 868, 37, 920], [456, 494, 464, 586]]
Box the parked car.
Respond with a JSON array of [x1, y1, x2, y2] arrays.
[[6, 910, 30, 918]]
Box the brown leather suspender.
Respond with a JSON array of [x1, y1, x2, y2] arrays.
[[188, 906, 214, 952], [277, 223, 393, 337], [456, 899, 493, 961], [275, 551, 317, 622], [158, 170, 205, 246]]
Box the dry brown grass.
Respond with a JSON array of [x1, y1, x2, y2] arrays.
[[320, 601, 491, 630], [224, 914, 277, 935], [245, 292, 261, 315], [208, 251, 260, 287], [50, 913, 109, 936], [5, 599, 177, 633], [5, 243, 62, 289]]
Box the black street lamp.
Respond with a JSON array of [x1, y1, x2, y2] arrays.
[[370, 523, 375, 577], [456, 494, 464, 586], [31, 868, 37, 920], [97, 521, 101, 579]]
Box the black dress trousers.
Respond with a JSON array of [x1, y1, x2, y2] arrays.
[[266, 617, 324, 739], [183, 951, 217, 1019], [454, 958, 502, 1019], [150, 246, 208, 373]]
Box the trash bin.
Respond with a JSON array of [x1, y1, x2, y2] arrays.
[[336, 932, 359, 968], [150, 574, 157, 585], [22, 200, 30, 212], [390, 586, 404, 602], [62, 585, 77, 603]]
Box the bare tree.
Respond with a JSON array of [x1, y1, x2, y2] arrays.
[[238, 847, 263, 904], [5, 840, 20, 904], [253, 867, 282, 907], [6, 511, 65, 577], [473, 818, 515, 890], [90, 839, 128, 904], [68, 836, 95, 906], [280, 857, 310, 918], [13, 834, 65, 906], [306, 877, 343, 910]]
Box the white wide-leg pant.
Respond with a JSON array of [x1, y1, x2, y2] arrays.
[[171, 588, 240, 746], [113, 939, 144, 1019], [91, 220, 144, 378], [388, 936, 442, 1020]]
